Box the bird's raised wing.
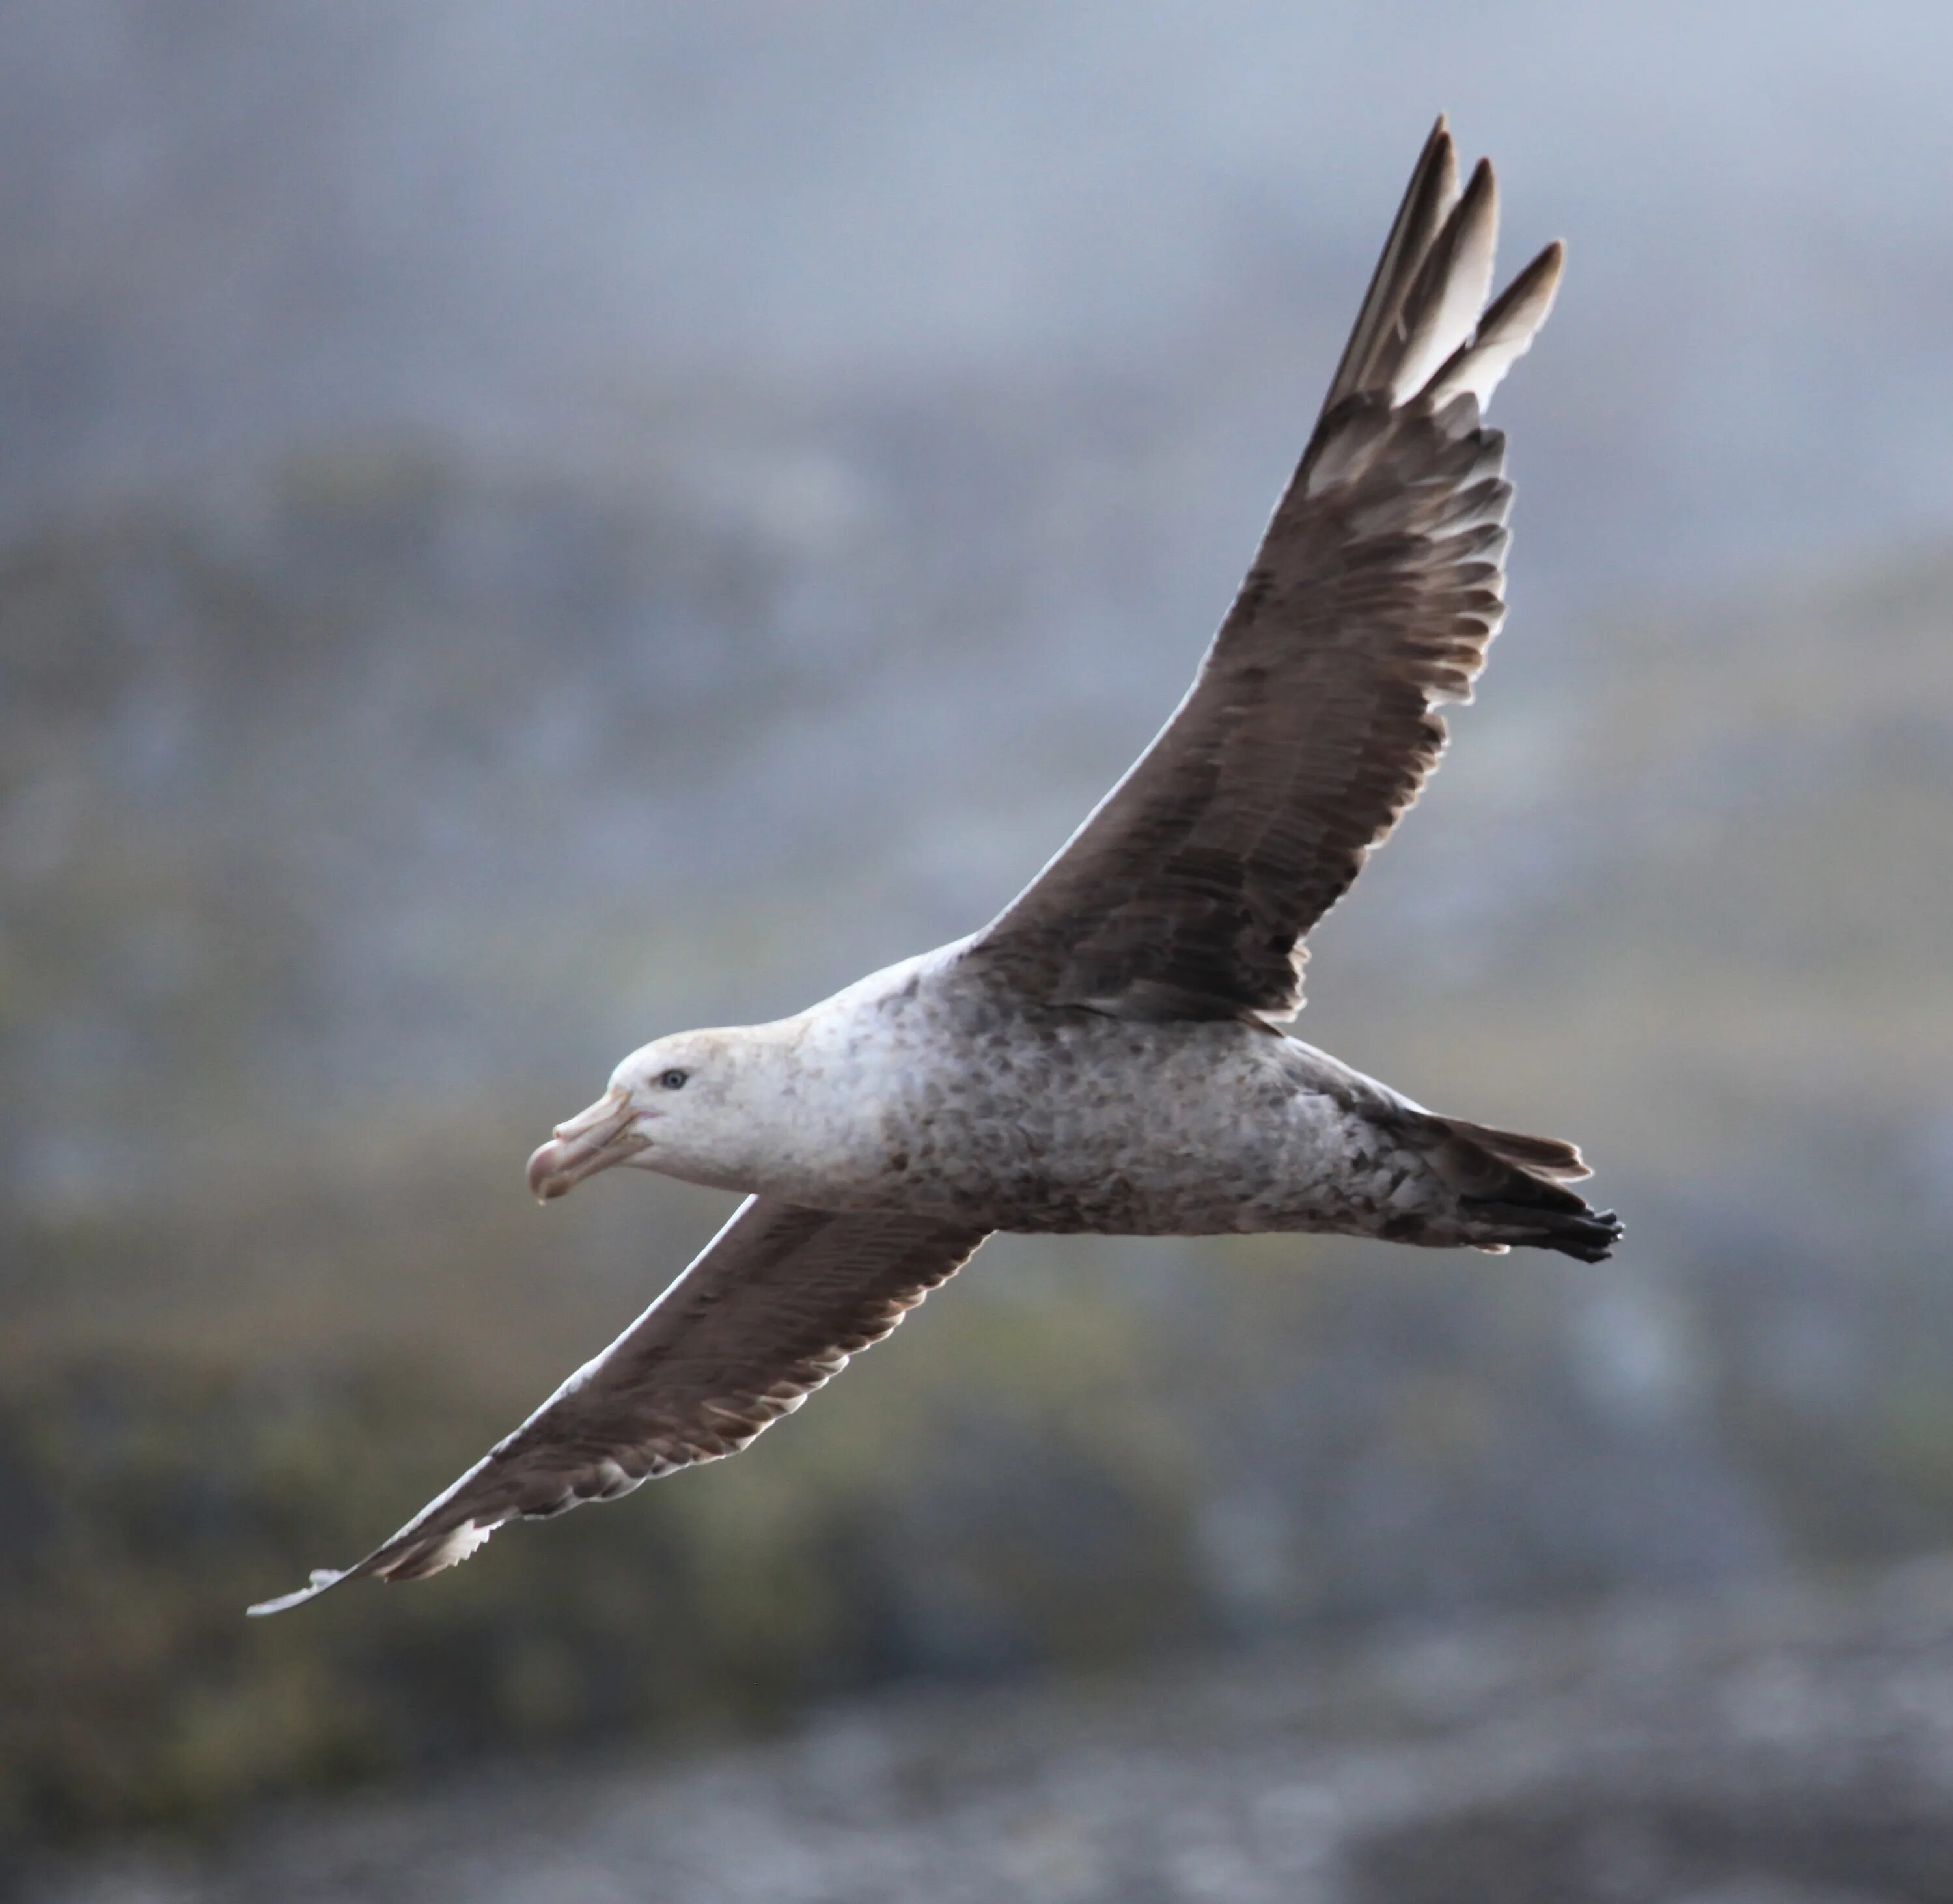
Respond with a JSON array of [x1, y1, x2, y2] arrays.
[[970, 119, 1563, 1023], [247, 1199, 990, 1614]]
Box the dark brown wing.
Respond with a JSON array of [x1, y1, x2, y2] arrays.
[[247, 1199, 990, 1614], [969, 120, 1564, 1022]]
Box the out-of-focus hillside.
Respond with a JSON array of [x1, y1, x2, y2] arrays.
[[4, 422, 1952, 1848], [7, 0, 1953, 1874], [27, 1558, 1953, 1904]]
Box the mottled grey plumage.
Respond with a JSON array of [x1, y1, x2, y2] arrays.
[[249, 118, 1618, 1618]]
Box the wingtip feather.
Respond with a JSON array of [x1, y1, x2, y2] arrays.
[[245, 1567, 348, 1618], [1424, 238, 1566, 410], [1389, 157, 1501, 403], [375, 1519, 499, 1582], [1322, 118, 1461, 413]]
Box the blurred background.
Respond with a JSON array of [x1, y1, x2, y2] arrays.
[[7, 3, 1953, 1899]]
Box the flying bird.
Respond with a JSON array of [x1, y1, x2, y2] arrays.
[[249, 119, 1616, 1618]]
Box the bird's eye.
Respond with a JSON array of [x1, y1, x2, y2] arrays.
[[658, 1069, 689, 1091]]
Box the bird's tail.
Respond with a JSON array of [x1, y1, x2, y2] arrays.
[[1420, 1114, 1623, 1263]]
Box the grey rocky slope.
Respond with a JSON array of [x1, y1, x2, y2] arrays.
[[28, 1557, 1953, 1904]]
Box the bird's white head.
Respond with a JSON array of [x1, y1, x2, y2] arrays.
[[525, 1024, 793, 1201]]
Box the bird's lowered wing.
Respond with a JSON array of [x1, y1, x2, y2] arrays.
[[247, 1199, 990, 1614], [970, 119, 1563, 1023]]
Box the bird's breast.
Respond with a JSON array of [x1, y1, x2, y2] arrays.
[[788, 998, 1323, 1234]]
